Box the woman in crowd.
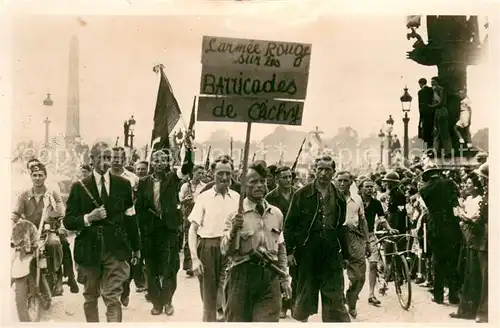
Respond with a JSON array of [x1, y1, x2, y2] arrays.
[[450, 172, 484, 320]]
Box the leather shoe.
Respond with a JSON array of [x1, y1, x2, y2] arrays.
[[368, 296, 381, 306], [216, 310, 224, 322], [66, 277, 79, 294], [121, 296, 129, 307], [348, 308, 357, 319], [279, 309, 287, 318], [53, 281, 64, 297], [151, 307, 163, 315], [165, 304, 174, 316], [476, 317, 487, 323], [431, 298, 443, 304]]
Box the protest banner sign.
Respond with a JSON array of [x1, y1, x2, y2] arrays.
[[198, 35, 312, 248]]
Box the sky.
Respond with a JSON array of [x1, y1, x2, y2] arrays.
[[11, 13, 491, 147]]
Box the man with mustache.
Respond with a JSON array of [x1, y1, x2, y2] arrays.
[[221, 161, 291, 322], [284, 155, 350, 322], [188, 156, 239, 321]]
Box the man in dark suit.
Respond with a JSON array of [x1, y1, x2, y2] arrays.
[[136, 145, 194, 316], [418, 78, 435, 149], [63, 141, 141, 322]]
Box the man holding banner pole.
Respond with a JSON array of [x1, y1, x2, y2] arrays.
[[221, 160, 292, 322]]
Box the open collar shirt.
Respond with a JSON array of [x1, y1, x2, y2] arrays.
[[188, 186, 239, 238]]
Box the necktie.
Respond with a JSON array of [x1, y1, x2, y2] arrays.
[[100, 176, 109, 204], [256, 202, 265, 216]]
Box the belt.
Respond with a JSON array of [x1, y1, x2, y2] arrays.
[[248, 258, 272, 268]]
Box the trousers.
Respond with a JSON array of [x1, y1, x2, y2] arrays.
[[345, 228, 367, 310], [145, 229, 180, 309], [197, 237, 228, 322], [292, 234, 350, 322], [80, 251, 130, 322], [225, 262, 281, 322]]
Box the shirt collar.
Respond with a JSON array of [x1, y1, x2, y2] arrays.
[[93, 169, 110, 183], [242, 198, 272, 214], [212, 185, 233, 198], [27, 186, 48, 199]]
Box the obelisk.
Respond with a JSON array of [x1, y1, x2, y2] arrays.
[[66, 36, 80, 146]]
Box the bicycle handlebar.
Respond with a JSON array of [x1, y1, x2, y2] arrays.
[[376, 233, 411, 245]]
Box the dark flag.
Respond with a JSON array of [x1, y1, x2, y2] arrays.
[[151, 65, 182, 151], [187, 96, 196, 139]]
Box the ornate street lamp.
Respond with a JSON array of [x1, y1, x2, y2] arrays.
[[43, 93, 53, 148], [385, 115, 394, 166], [128, 116, 136, 149], [400, 86, 412, 160], [378, 129, 385, 165], [43, 93, 53, 106], [124, 115, 136, 148]]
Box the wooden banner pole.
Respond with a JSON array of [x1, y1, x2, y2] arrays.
[[234, 122, 252, 250]]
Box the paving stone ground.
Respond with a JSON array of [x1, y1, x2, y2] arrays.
[[8, 250, 461, 323]]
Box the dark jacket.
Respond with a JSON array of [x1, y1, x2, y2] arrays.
[[265, 187, 296, 218], [420, 177, 461, 245], [63, 173, 140, 266], [200, 179, 241, 194], [136, 171, 184, 234], [284, 182, 349, 260]]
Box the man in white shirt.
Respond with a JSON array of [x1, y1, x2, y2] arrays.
[[188, 156, 239, 322], [110, 147, 143, 304], [179, 165, 206, 277], [336, 171, 370, 319]]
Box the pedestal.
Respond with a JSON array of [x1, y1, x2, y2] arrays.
[[433, 146, 482, 168]]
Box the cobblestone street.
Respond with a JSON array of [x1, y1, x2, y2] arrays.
[[9, 253, 461, 323]]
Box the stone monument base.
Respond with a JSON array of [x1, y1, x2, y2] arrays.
[[432, 146, 482, 169]]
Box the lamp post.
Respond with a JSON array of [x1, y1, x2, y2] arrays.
[[124, 115, 136, 148], [400, 86, 412, 161], [43, 93, 53, 148], [385, 115, 394, 166], [378, 129, 385, 165]]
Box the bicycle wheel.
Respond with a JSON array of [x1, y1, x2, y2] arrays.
[[392, 254, 412, 310]]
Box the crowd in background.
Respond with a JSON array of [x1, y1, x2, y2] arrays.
[[13, 145, 489, 323]]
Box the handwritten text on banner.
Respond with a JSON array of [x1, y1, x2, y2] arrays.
[[197, 96, 304, 125], [201, 36, 312, 72], [200, 66, 309, 100]]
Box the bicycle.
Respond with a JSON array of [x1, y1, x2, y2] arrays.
[[373, 230, 412, 310]]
